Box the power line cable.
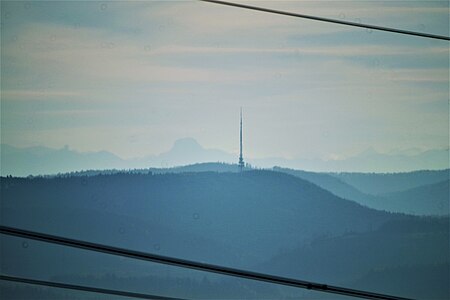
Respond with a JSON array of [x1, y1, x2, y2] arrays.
[[199, 0, 450, 41], [0, 225, 414, 300], [0, 274, 185, 300]]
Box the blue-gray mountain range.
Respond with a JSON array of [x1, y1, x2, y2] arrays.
[[1, 137, 448, 176], [1, 170, 448, 299]]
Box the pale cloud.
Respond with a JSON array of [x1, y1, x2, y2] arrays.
[[150, 44, 448, 57], [389, 68, 449, 83], [5, 21, 447, 92], [1, 90, 81, 99], [3, 23, 273, 86]]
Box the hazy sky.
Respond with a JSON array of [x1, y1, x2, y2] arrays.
[[1, 1, 449, 160]]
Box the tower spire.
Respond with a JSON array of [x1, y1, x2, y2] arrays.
[[238, 108, 244, 172]]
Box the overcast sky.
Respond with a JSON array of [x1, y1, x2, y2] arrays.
[[1, 1, 449, 161]]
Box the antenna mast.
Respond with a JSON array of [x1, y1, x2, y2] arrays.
[[238, 108, 245, 172]]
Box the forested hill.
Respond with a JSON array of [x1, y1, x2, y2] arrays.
[[1, 170, 447, 299], [2, 171, 392, 268]]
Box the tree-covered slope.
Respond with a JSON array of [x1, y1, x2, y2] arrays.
[[276, 167, 449, 216], [1, 171, 392, 268], [330, 169, 449, 195], [1, 171, 447, 299], [379, 180, 449, 215], [259, 217, 449, 299]]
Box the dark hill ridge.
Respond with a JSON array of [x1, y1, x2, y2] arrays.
[[1, 170, 393, 268]]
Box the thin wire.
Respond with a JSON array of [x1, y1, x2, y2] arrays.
[[0, 274, 185, 300], [0, 225, 413, 300], [199, 0, 450, 41]]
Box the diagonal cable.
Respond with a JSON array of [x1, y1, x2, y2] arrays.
[[0, 225, 414, 300], [199, 0, 450, 41], [0, 274, 185, 300]]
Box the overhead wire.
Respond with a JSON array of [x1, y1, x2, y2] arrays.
[[0, 274, 185, 300], [0, 225, 413, 300], [199, 0, 450, 41]]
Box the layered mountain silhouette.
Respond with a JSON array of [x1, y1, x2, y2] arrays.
[[0, 144, 127, 176], [64, 164, 450, 216], [0, 171, 393, 268], [1, 170, 448, 299], [330, 169, 449, 194], [275, 167, 449, 216], [255, 147, 448, 173], [141, 138, 235, 167], [378, 180, 449, 215], [1, 138, 448, 176], [0, 139, 235, 177]]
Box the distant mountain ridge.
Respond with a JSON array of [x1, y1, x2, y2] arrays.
[[0, 139, 236, 177], [151, 137, 234, 166], [1, 138, 448, 176], [0, 143, 127, 177], [252, 148, 448, 173]]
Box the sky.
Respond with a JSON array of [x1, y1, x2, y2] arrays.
[[1, 0, 449, 162]]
